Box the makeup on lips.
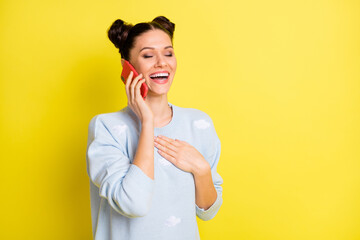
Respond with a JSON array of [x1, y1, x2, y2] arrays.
[[149, 71, 170, 84]]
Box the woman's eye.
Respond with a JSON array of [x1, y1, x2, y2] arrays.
[[165, 53, 173, 57], [143, 55, 153, 58]]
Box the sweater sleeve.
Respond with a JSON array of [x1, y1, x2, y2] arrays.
[[86, 115, 155, 218], [196, 138, 223, 221]]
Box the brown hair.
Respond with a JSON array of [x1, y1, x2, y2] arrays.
[[107, 16, 175, 60]]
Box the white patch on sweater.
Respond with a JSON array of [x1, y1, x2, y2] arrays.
[[165, 216, 181, 227], [112, 124, 128, 136], [193, 119, 210, 129], [158, 156, 171, 166]]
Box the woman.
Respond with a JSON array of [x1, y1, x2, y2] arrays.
[[86, 16, 223, 240]]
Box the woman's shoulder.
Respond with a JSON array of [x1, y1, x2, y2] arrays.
[[88, 107, 120, 122], [88, 106, 138, 132]]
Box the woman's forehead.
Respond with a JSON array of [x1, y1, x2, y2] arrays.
[[133, 30, 172, 50]]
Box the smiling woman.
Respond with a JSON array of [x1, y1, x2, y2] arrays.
[[124, 29, 177, 97], [86, 16, 223, 240]]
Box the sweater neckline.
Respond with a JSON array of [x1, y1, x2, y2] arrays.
[[154, 103, 176, 131], [126, 103, 176, 132]]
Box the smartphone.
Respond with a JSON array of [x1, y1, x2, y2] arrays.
[[121, 60, 148, 99]]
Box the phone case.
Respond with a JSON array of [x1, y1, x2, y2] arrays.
[[121, 60, 148, 99]]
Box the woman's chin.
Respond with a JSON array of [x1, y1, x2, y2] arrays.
[[146, 83, 172, 97], [147, 89, 169, 97], [146, 88, 170, 97]]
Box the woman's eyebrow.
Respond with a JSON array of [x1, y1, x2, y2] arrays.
[[139, 46, 173, 53]]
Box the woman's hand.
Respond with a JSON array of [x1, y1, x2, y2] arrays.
[[155, 135, 218, 210], [154, 135, 211, 176], [125, 71, 153, 124]]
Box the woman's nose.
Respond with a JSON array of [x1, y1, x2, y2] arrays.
[[155, 55, 167, 67]]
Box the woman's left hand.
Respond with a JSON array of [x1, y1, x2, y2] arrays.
[[154, 135, 210, 175]]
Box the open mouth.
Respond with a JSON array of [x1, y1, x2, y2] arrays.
[[149, 72, 170, 83]]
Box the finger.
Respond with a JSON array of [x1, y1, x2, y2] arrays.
[[130, 79, 135, 103], [130, 73, 143, 102], [135, 78, 146, 100], [158, 149, 176, 164], [157, 135, 181, 147], [126, 71, 135, 102], [131, 73, 143, 89], [154, 140, 177, 158], [125, 71, 133, 97], [154, 136, 178, 151], [125, 71, 134, 88], [175, 138, 188, 145]]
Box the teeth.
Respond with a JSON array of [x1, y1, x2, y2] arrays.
[[150, 72, 169, 78]]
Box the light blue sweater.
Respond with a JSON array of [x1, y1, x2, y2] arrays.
[[86, 103, 223, 240]]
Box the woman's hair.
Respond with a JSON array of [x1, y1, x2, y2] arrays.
[[107, 16, 175, 60]]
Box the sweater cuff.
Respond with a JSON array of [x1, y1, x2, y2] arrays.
[[195, 191, 222, 221]]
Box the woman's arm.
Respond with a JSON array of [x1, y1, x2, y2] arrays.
[[125, 71, 154, 179], [154, 136, 222, 211], [86, 116, 155, 218], [192, 166, 218, 210], [86, 71, 155, 217], [132, 121, 154, 179]]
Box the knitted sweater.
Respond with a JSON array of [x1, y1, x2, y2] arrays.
[[86, 103, 223, 240]]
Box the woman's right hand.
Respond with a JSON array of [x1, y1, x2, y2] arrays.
[[125, 71, 154, 124]]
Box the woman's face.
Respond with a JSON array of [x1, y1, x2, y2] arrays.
[[127, 29, 177, 97]]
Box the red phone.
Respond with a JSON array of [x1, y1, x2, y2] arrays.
[[121, 60, 148, 99]]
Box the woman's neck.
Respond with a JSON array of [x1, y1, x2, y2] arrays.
[[145, 94, 172, 128]]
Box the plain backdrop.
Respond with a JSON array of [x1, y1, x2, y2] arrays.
[[0, 0, 359, 239]]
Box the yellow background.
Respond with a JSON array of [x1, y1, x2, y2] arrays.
[[1, 0, 359, 239]]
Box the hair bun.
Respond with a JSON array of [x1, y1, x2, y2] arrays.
[[108, 16, 176, 60], [107, 19, 133, 52], [152, 16, 175, 37]]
